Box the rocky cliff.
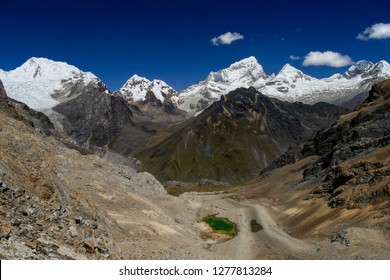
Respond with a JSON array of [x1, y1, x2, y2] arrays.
[[303, 80, 390, 211], [262, 79, 390, 214], [52, 84, 144, 149]]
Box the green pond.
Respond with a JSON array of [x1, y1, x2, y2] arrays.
[[202, 216, 237, 237]]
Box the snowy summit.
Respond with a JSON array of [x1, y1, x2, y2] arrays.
[[1, 56, 390, 115], [177, 56, 267, 114], [116, 74, 177, 104], [0, 57, 101, 111], [176, 57, 390, 114]]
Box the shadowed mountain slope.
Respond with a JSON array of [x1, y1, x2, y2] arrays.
[[138, 87, 349, 185], [52, 84, 148, 150]]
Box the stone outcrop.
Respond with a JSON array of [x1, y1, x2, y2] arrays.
[[0, 80, 7, 100]]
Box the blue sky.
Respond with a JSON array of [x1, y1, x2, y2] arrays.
[[1, 0, 390, 91]]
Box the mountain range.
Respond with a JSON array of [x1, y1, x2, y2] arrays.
[[0, 56, 389, 260], [1, 76, 389, 260], [1, 57, 390, 116], [1, 56, 389, 180], [117, 56, 390, 115]]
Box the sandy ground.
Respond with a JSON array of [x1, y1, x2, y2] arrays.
[[73, 172, 389, 260], [96, 188, 317, 259]]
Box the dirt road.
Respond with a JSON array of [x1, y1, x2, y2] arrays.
[[176, 193, 312, 259]]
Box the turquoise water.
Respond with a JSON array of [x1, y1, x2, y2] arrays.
[[202, 216, 237, 237]]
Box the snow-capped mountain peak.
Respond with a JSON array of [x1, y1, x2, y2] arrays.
[[117, 74, 177, 103], [374, 60, 390, 72], [127, 74, 148, 83], [262, 59, 390, 106], [276, 63, 313, 82], [177, 56, 268, 115], [345, 60, 374, 77], [177, 57, 390, 114], [228, 56, 264, 73], [261, 64, 316, 99], [0, 57, 102, 110], [221, 56, 266, 83], [278, 63, 300, 75], [202, 56, 266, 86], [11, 57, 96, 81]]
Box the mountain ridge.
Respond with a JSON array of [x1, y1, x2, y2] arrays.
[[2, 56, 390, 116], [180, 58, 390, 114], [115, 57, 390, 115], [137, 87, 349, 185]]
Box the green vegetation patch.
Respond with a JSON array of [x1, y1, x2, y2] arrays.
[[202, 215, 237, 237], [250, 219, 263, 232]]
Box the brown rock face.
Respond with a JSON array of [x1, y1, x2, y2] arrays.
[[315, 155, 390, 210], [52, 86, 147, 150], [303, 80, 390, 212], [0, 80, 7, 100], [263, 79, 390, 215]]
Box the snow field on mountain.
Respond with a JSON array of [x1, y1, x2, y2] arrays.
[[1, 57, 390, 114], [0, 57, 99, 110]]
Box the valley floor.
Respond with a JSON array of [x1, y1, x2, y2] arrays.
[[81, 159, 390, 260], [1, 95, 389, 260], [104, 189, 390, 260]]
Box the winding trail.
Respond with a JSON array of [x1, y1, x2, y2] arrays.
[[207, 197, 311, 259], [227, 201, 310, 259], [252, 203, 309, 251]]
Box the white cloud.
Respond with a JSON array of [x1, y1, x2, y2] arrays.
[[211, 32, 244, 46], [302, 51, 353, 67], [357, 23, 390, 40], [289, 55, 300, 60]]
